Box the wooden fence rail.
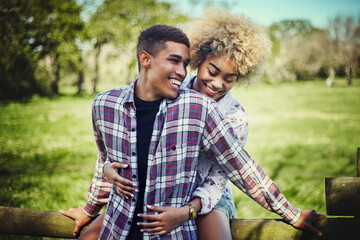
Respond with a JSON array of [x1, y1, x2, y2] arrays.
[[0, 206, 88, 239], [1, 148, 359, 239], [0, 206, 360, 240]]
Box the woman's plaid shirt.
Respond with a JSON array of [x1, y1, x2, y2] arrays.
[[91, 80, 300, 239]]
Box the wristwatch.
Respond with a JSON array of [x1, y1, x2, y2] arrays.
[[187, 203, 197, 220]]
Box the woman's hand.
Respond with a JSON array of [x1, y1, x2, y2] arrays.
[[137, 205, 190, 236], [103, 162, 137, 198], [59, 207, 92, 236], [292, 210, 325, 238]]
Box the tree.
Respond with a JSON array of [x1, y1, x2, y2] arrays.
[[0, 0, 83, 101], [265, 19, 323, 81], [327, 14, 360, 85], [86, 0, 188, 92], [43, 1, 84, 95]]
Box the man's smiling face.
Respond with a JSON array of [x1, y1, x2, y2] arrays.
[[142, 41, 190, 101]]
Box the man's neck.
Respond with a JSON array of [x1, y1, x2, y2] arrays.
[[135, 77, 155, 102]]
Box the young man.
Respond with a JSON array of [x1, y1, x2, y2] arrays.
[[94, 24, 323, 239]]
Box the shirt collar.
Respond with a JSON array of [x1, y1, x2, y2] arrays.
[[123, 78, 137, 105], [124, 78, 179, 113]]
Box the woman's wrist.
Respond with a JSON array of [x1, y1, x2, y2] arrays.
[[181, 197, 201, 221], [180, 205, 190, 222], [189, 197, 201, 213]]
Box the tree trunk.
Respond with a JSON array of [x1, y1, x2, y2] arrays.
[[92, 46, 101, 93], [346, 66, 353, 86], [326, 67, 335, 87], [50, 52, 60, 95], [76, 68, 84, 95]]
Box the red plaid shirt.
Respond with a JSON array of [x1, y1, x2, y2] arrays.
[[89, 80, 300, 239]]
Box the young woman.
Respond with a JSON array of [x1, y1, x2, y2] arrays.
[[163, 8, 270, 239], [71, 8, 324, 240]]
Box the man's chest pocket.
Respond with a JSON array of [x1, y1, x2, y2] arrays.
[[159, 143, 197, 183]]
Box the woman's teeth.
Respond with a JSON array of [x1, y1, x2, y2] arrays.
[[206, 85, 217, 94]]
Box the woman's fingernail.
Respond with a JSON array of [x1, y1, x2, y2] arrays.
[[123, 164, 128, 168], [147, 205, 152, 209]]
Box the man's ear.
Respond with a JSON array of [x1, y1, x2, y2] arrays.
[[139, 51, 152, 69]]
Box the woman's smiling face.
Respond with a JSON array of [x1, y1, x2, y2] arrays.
[[194, 55, 238, 101]]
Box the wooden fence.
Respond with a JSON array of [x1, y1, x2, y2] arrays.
[[1, 147, 359, 239]]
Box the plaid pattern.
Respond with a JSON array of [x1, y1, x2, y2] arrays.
[[93, 80, 300, 239], [182, 76, 249, 216], [83, 153, 112, 217]]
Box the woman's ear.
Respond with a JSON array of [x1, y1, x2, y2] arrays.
[[139, 51, 152, 69]]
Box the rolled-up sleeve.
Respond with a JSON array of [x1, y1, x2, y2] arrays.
[[83, 98, 112, 217]]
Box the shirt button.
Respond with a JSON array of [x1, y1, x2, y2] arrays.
[[171, 146, 176, 151], [132, 152, 136, 156], [131, 128, 135, 132], [132, 174, 137, 179], [127, 221, 132, 225], [132, 198, 136, 202]]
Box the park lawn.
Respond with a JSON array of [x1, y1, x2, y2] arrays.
[[0, 94, 97, 208], [231, 78, 360, 219], [0, 78, 359, 239]]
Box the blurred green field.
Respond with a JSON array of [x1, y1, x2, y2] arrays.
[[0, 78, 359, 239], [231, 78, 360, 219]]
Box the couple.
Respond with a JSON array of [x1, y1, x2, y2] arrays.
[[61, 9, 324, 240]]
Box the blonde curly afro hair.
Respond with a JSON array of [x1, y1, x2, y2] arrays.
[[186, 8, 271, 86]]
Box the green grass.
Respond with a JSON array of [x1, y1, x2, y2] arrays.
[[230, 78, 360, 219], [0, 78, 359, 239]]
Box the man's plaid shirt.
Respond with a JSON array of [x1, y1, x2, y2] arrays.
[[91, 80, 300, 239]]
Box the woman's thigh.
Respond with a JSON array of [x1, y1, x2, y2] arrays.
[[196, 209, 232, 240], [78, 212, 105, 240]]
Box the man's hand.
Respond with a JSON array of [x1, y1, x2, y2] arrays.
[[103, 162, 136, 198], [292, 210, 326, 238], [138, 205, 189, 236], [59, 207, 92, 236]]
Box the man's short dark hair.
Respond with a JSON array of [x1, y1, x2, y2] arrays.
[[136, 24, 190, 70]]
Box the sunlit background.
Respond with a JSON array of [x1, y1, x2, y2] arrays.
[[167, 0, 360, 28], [0, 0, 359, 239]]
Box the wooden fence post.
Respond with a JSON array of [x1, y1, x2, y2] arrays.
[[325, 177, 360, 216]]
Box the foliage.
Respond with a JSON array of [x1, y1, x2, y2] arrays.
[[85, 0, 188, 91], [327, 14, 360, 85], [266, 19, 322, 81], [265, 15, 360, 83], [0, 0, 84, 101]]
